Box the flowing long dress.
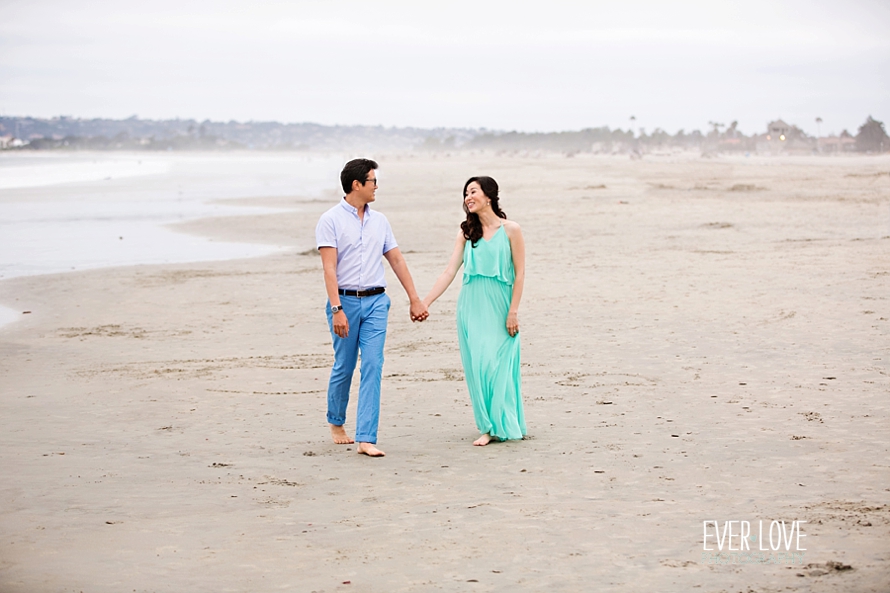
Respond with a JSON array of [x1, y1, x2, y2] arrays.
[[457, 225, 526, 440]]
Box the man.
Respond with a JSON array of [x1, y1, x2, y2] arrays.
[[315, 158, 428, 457]]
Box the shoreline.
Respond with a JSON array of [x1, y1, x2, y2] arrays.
[[0, 152, 347, 329]]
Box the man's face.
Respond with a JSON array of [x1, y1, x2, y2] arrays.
[[352, 170, 378, 203]]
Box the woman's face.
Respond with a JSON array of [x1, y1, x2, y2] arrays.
[[464, 182, 488, 213]]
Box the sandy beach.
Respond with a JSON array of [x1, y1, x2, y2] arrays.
[[1, 151, 888, 592]]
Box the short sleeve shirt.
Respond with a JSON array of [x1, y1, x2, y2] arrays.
[[315, 198, 398, 290]]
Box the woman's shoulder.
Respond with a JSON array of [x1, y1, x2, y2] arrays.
[[454, 227, 468, 248], [503, 219, 522, 237]]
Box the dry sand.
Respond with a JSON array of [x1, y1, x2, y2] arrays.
[[1, 152, 888, 592]]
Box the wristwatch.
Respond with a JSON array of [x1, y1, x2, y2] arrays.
[[331, 305, 343, 314]]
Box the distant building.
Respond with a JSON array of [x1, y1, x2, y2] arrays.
[[766, 119, 791, 142], [756, 119, 814, 154], [818, 133, 856, 153], [765, 119, 790, 153], [716, 137, 743, 151], [0, 136, 27, 149]]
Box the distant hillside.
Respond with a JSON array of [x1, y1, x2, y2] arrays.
[[0, 116, 478, 152], [0, 115, 882, 154], [0, 116, 696, 153]]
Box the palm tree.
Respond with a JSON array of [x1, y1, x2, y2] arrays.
[[816, 117, 823, 153], [707, 121, 725, 137]]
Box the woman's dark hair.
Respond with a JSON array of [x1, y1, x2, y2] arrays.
[[460, 176, 507, 247], [340, 158, 378, 194]]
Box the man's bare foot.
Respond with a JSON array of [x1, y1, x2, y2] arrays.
[[357, 442, 385, 457], [473, 433, 495, 446], [330, 424, 354, 444]]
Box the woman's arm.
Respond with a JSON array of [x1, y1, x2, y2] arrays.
[[505, 222, 525, 337], [422, 229, 466, 308]]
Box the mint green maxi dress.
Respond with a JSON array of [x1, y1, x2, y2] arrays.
[[457, 225, 527, 440]]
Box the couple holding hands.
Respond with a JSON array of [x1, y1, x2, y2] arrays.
[[315, 158, 527, 456]]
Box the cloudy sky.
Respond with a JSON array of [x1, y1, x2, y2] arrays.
[[1, 0, 887, 135]]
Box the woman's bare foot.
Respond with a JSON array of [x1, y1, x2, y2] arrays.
[[473, 433, 495, 446], [357, 442, 385, 457], [330, 424, 354, 444]]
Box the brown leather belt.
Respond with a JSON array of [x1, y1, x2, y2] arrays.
[[338, 287, 385, 298]]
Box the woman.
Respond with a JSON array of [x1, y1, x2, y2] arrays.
[[423, 176, 527, 446]]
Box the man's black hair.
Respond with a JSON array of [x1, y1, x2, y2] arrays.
[[340, 158, 378, 194]]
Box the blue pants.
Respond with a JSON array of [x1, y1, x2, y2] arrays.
[[325, 293, 390, 443]]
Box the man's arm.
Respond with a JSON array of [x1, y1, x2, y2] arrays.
[[319, 247, 348, 337], [383, 247, 428, 322]]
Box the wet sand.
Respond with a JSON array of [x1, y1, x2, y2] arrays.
[[1, 152, 888, 592]]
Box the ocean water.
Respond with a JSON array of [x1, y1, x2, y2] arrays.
[[0, 151, 345, 327]]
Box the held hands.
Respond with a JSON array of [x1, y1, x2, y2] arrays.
[[506, 311, 519, 337], [335, 300, 428, 335], [410, 298, 429, 323]]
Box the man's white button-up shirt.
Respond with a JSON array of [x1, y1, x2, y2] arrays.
[[315, 198, 398, 290]]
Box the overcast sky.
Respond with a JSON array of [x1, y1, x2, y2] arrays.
[[1, 0, 888, 136]]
